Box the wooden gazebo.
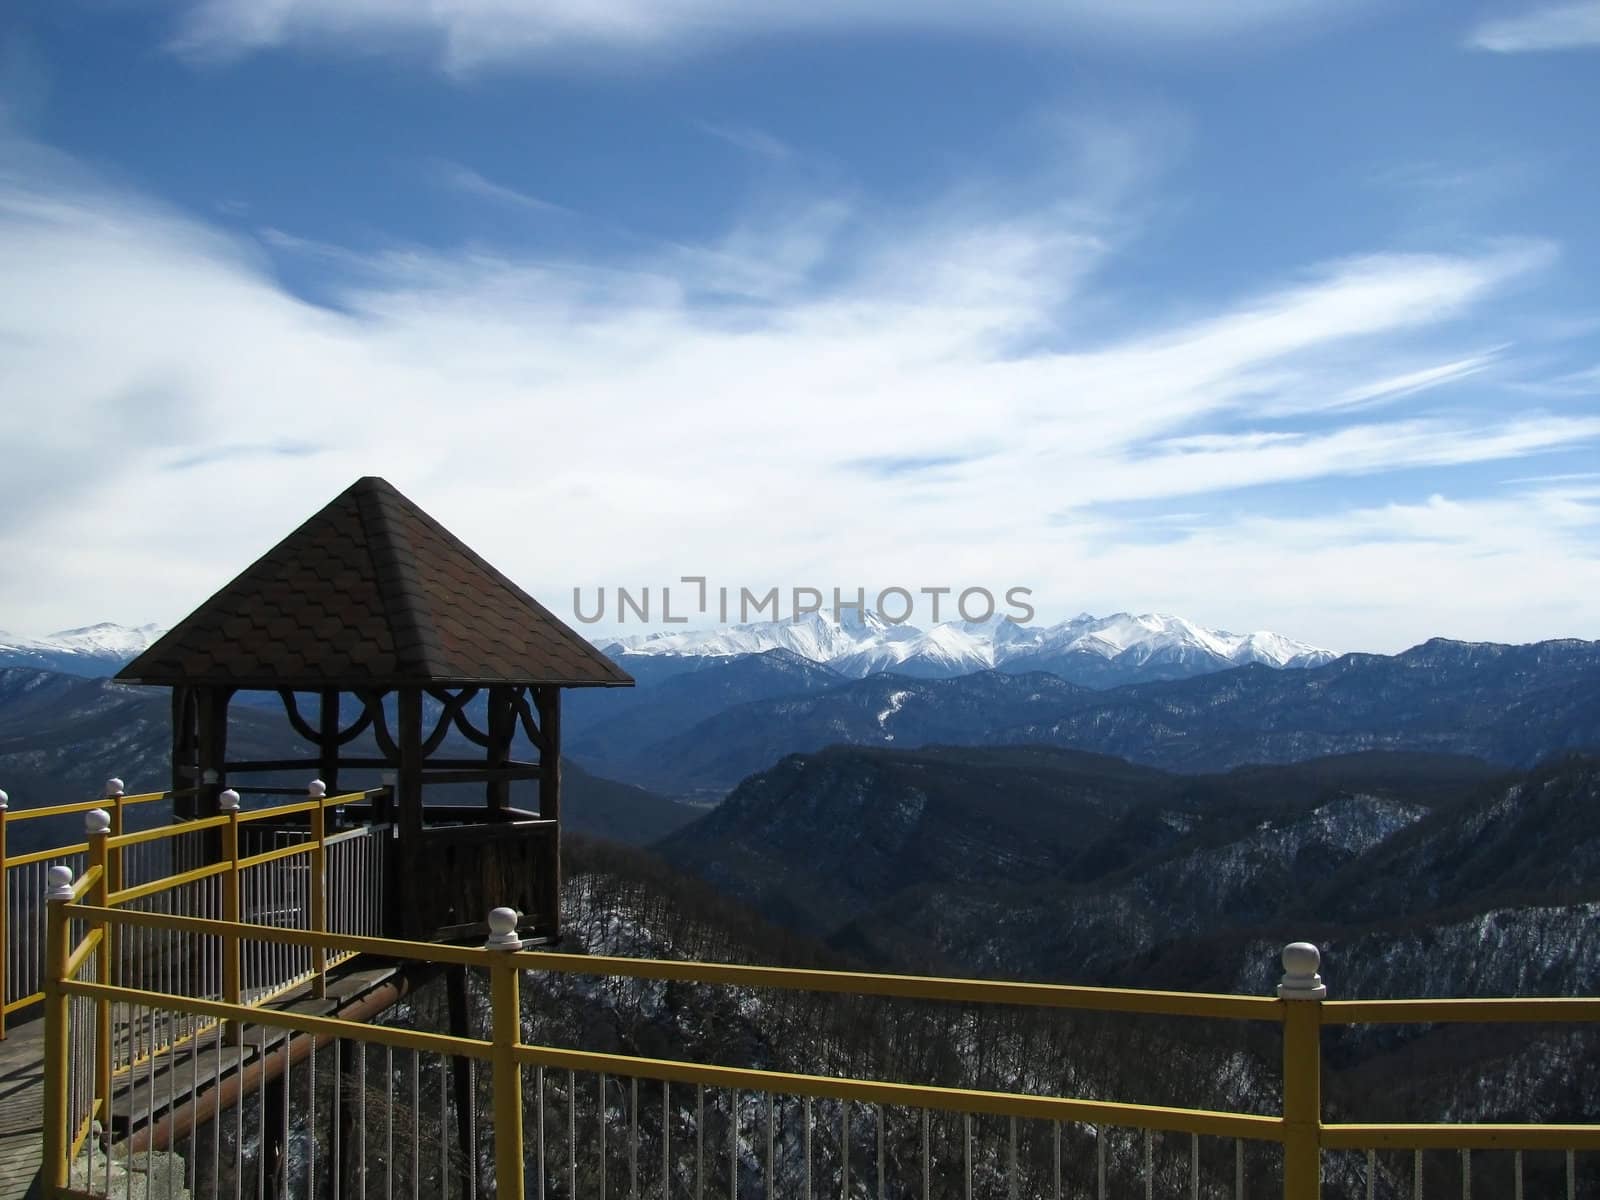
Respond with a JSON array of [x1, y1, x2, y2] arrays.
[[116, 475, 633, 942]]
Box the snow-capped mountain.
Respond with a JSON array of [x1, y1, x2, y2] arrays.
[[0, 623, 166, 678], [599, 610, 1334, 685]]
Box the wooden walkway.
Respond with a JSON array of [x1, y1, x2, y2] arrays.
[[0, 1014, 45, 1200], [0, 961, 407, 1200]]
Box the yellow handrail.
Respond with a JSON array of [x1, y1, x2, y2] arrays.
[[22, 782, 1600, 1200]]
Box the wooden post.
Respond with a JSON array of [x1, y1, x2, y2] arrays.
[[196, 685, 233, 818], [397, 688, 423, 939], [319, 689, 342, 802], [41, 864, 76, 1193], [171, 686, 198, 820], [1279, 942, 1326, 1200], [486, 686, 513, 815], [486, 907, 526, 1200], [310, 780, 329, 1000], [86, 810, 112, 1128], [219, 789, 243, 1041], [535, 686, 561, 940], [104, 779, 124, 1005]]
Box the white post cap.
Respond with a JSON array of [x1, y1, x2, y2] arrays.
[[218, 789, 241, 812], [0, 788, 8, 809], [484, 907, 522, 950], [46, 864, 75, 900], [1278, 942, 1327, 999], [105, 778, 124, 798], [308, 779, 327, 799], [85, 808, 111, 836]]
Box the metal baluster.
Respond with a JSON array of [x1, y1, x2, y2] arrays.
[[284, 1037, 295, 1200], [385, 1045, 394, 1200], [1461, 1148, 1469, 1200], [234, 1018, 244, 1200], [1009, 1116, 1018, 1200], [601, 1074, 608, 1200], [440, 1055, 449, 1200], [922, 1110, 929, 1200], [1367, 1149, 1376, 1200], [1235, 1139, 1243, 1200], [469, 1058, 479, 1200], [1054, 1122, 1061, 1200], [571, 1070, 578, 1200], [538, 1064, 547, 1200], [1566, 1149, 1575, 1200], [1097, 1127, 1106, 1200], [357, 1041, 367, 1200], [309, 1037, 318, 1200], [1414, 1149, 1423, 1199], [698, 1086, 705, 1200], [804, 1097, 812, 1200], [876, 1105, 884, 1200], [840, 1102, 847, 1200], [333, 1040, 343, 1200], [1190, 1132, 1199, 1200], [259, 1027, 269, 1200], [410, 1051, 420, 1200], [168, 1011, 182, 1200], [1144, 1128, 1153, 1200], [731, 1089, 739, 1200], [767, 1095, 776, 1200], [631, 1077, 639, 1200], [664, 1081, 672, 1199], [1513, 1150, 1522, 1200], [963, 1114, 972, 1200]]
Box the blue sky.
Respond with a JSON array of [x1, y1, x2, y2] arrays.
[[2, 0, 1598, 652]]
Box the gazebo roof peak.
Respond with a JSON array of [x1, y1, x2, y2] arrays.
[[118, 475, 632, 691]]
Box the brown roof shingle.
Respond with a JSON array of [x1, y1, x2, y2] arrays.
[[117, 477, 633, 690]]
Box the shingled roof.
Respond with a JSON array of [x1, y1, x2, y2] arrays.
[[117, 476, 633, 690]]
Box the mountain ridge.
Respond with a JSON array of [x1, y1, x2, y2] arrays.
[[599, 609, 1336, 684]]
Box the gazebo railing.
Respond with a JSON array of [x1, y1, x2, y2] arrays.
[[0, 780, 185, 1039]]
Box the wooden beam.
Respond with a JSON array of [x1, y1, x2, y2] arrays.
[[196, 685, 234, 820], [486, 685, 513, 814], [535, 685, 562, 940], [319, 688, 341, 799], [397, 687, 424, 939], [170, 686, 198, 820]]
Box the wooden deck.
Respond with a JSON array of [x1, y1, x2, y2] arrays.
[[0, 1013, 45, 1200], [0, 960, 408, 1200]]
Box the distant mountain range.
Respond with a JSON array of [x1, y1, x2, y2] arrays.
[[0, 623, 165, 677], [600, 609, 1335, 684], [570, 637, 1600, 793], [2, 611, 1334, 690]]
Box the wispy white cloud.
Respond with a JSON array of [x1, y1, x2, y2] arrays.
[[165, 0, 1366, 71], [696, 122, 793, 163], [433, 160, 568, 215], [1468, 2, 1600, 52], [0, 122, 1595, 650]]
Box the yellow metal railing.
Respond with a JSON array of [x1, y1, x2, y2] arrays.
[[0, 780, 185, 1038], [21, 789, 1600, 1198], [35, 894, 1600, 1198]]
